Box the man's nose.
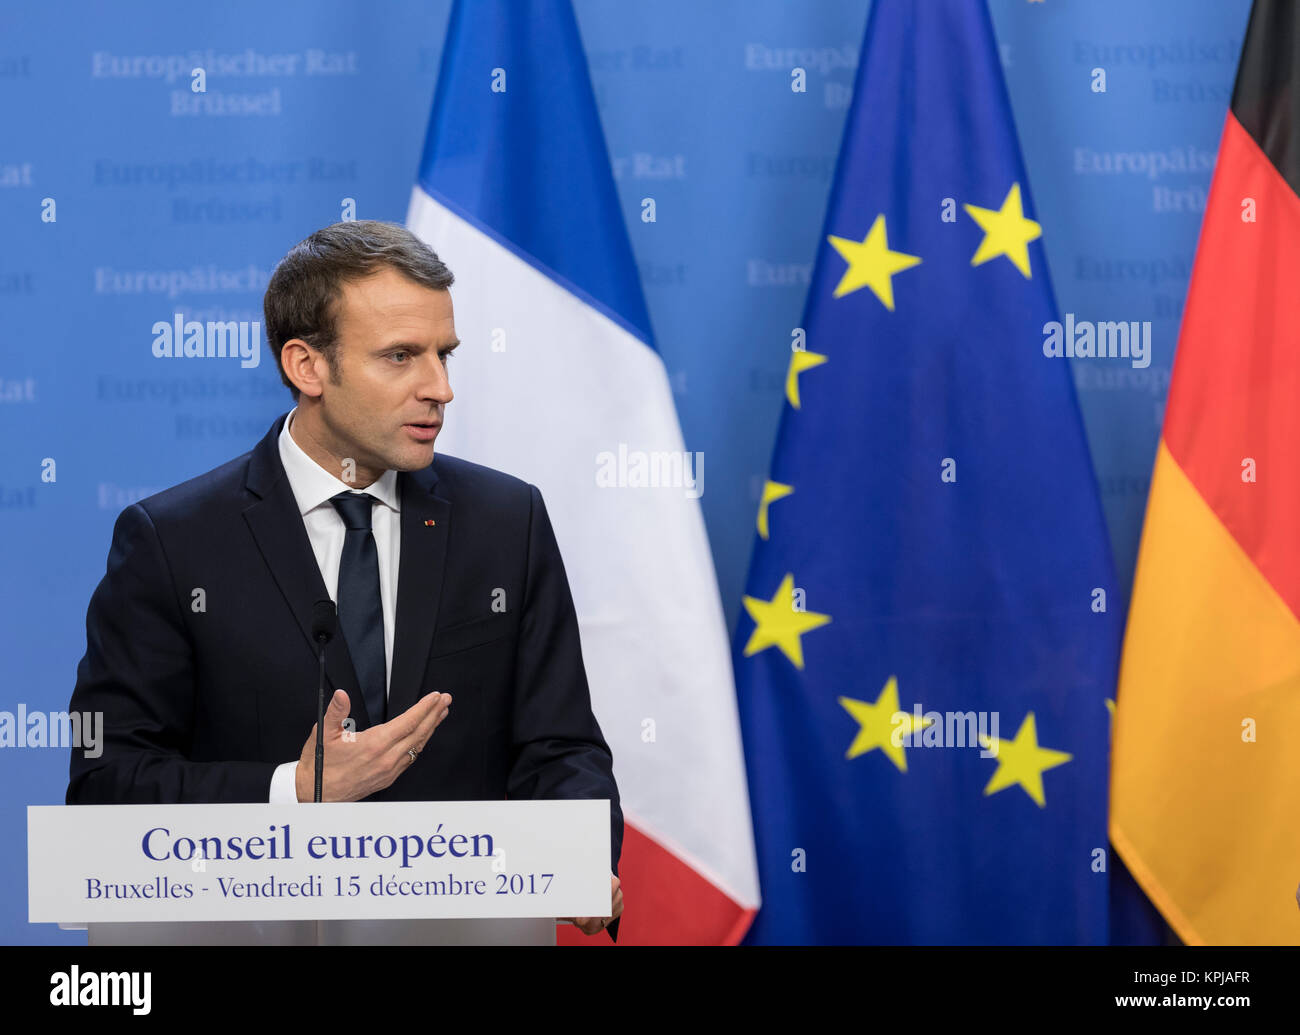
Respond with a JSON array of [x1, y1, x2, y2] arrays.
[[417, 352, 453, 404]]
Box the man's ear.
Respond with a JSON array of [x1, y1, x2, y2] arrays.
[[281, 338, 325, 399]]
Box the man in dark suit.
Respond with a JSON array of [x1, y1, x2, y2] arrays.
[[67, 220, 623, 938]]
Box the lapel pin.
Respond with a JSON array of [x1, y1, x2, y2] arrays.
[[424, 519, 437, 527]]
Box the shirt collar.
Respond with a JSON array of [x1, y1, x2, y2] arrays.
[[278, 407, 401, 516]]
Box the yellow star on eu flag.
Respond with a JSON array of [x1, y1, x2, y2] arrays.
[[979, 712, 1071, 807], [756, 480, 794, 540], [963, 183, 1041, 278], [827, 215, 921, 310], [741, 572, 831, 668], [785, 349, 828, 408], [838, 675, 933, 773]]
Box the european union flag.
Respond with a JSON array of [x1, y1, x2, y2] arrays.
[[736, 0, 1119, 944]]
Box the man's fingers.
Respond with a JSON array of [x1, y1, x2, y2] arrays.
[[385, 696, 450, 772], [411, 694, 451, 746], [568, 917, 600, 935], [382, 691, 446, 742], [325, 688, 350, 727], [561, 877, 621, 935]]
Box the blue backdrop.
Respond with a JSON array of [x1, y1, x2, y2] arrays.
[[0, 0, 1251, 943]]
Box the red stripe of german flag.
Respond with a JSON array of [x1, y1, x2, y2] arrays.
[[1112, 0, 1300, 944]]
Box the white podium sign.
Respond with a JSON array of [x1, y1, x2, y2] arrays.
[[29, 800, 610, 924]]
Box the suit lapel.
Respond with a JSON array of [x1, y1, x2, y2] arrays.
[[242, 413, 371, 730], [388, 466, 452, 717]]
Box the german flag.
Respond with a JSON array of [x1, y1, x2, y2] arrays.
[[1112, 0, 1300, 945]]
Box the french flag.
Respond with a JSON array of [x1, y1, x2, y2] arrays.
[[407, 0, 759, 944]]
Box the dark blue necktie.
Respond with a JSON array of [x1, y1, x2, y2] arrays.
[[330, 491, 386, 726]]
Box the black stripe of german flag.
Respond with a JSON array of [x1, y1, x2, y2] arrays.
[[1232, 0, 1300, 192]]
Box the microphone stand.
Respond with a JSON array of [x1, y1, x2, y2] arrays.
[[315, 638, 326, 803], [311, 600, 337, 804]]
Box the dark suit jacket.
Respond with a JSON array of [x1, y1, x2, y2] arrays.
[[67, 412, 622, 937]]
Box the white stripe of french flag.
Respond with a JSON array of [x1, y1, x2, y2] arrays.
[[406, 0, 759, 944]]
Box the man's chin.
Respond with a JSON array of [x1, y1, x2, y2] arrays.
[[389, 441, 438, 471]]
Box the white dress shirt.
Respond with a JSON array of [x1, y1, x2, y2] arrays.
[[268, 407, 401, 803]]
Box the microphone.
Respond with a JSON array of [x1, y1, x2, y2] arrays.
[[311, 600, 337, 804]]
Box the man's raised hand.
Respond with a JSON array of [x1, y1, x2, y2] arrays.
[[295, 688, 450, 802]]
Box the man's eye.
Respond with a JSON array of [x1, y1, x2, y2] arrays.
[[389, 351, 409, 363], [440, 351, 454, 365]]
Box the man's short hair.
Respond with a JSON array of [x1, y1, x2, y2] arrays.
[[264, 220, 455, 400]]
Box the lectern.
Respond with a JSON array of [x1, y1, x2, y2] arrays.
[[30, 800, 610, 946]]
